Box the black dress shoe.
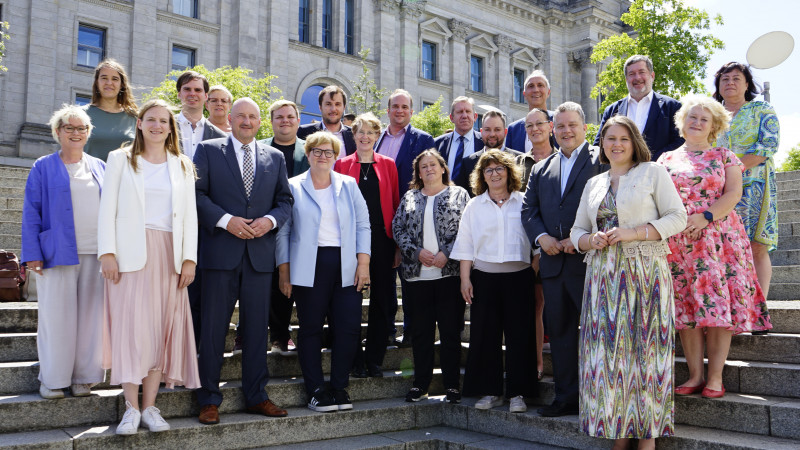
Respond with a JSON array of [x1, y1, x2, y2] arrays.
[[537, 401, 579, 417], [366, 364, 383, 377], [351, 366, 368, 378]]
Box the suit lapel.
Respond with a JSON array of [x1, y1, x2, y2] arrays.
[[563, 143, 591, 198], [222, 138, 248, 198], [544, 153, 561, 198], [251, 141, 269, 195], [642, 92, 662, 137], [618, 97, 629, 117]]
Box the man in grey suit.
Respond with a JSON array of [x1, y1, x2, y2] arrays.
[[522, 102, 605, 417], [193, 98, 293, 424]]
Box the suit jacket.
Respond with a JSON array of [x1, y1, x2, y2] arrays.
[[375, 125, 435, 198], [259, 137, 309, 177], [334, 152, 400, 239], [276, 170, 371, 288], [296, 122, 357, 156], [521, 142, 605, 279], [594, 91, 683, 161], [504, 110, 557, 152], [434, 130, 484, 180], [193, 136, 293, 272], [97, 149, 197, 273], [454, 147, 523, 196], [203, 121, 228, 141]]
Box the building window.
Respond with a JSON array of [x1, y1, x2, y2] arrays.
[[75, 93, 92, 106], [344, 0, 355, 55], [473, 113, 483, 132], [298, 0, 310, 43], [421, 41, 436, 81], [470, 56, 483, 93], [300, 84, 325, 124], [77, 24, 105, 68], [172, 0, 198, 19], [513, 69, 525, 103], [322, 0, 332, 49], [172, 45, 195, 72]]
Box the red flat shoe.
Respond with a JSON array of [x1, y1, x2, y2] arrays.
[[675, 383, 706, 395], [701, 385, 725, 398]]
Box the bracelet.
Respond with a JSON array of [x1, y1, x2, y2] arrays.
[[645, 226, 649, 241]]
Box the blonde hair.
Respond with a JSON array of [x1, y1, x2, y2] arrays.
[[351, 112, 382, 135], [126, 99, 194, 177], [268, 99, 300, 120], [49, 104, 93, 142], [304, 131, 342, 158], [208, 85, 233, 103], [674, 94, 732, 144]]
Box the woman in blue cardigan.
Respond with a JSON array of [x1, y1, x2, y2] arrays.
[[21, 104, 105, 399]]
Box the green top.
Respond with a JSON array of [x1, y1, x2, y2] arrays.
[[83, 105, 137, 161]]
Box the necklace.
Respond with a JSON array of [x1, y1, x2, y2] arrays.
[[359, 162, 372, 180], [490, 195, 509, 205]]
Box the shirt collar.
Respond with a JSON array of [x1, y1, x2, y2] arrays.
[[455, 130, 473, 143], [628, 90, 654, 105], [477, 190, 521, 205], [176, 111, 205, 128], [231, 135, 256, 152], [387, 124, 410, 137], [559, 142, 585, 161], [322, 121, 344, 135]]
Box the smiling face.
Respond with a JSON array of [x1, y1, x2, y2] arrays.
[[96, 66, 122, 101], [450, 101, 477, 135], [523, 75, 550, 109], [553, 110, 587, 152], [388, 93, 413, 129], [417, 154, 445, 188], [270, 105, 300, 144], [206, 91, 232, 122], [307, 142, 336, 173], [230, 101, 261, 143], [483, 162, 508, 193], [480, 115, 507, 149], [525, 110, 552, 146], [625, 61, 655, 101], [354, 123, 379, 153], [682, 105, 713, 144], [602, 124, 634, 168], [137, 106, 173, 146], [177, 78, 208, 111], [321, 92, 345, 127], [57, 117, 90, 152], [719, 69, 748, 104]]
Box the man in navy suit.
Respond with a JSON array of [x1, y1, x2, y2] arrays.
[[505, 70, 556, 152], [522, 102, 605, 418], [193, 98, 294, 424], [455, 110, 521, 195], [296, 85, 357, 158], [434, 96, 484, 186], [594, 55, 683, 161]]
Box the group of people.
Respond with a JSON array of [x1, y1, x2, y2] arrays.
[[20, 53, 778, 447]]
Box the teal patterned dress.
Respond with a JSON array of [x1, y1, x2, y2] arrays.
[[579, 188, 674, 439], [715, 101, 780, 252]]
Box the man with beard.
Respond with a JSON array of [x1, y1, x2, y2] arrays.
[[297, 85, 357, 159], [453, 110, 521, 196]]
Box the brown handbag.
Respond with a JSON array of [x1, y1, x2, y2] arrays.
[[0, 250, 24, 302]]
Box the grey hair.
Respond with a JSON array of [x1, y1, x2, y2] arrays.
[[553, 101, 585, 125], [524, 70, 550, 89], [48, 104, 93, 142], [624, 55, 654, 74]]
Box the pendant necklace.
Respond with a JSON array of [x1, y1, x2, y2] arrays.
[[360, 162, 372, 180]]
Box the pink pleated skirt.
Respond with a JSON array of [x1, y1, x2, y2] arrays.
[[102, 229, 200, 389]]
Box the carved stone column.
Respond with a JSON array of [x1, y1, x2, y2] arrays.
[[448, 19, 471, 98], [399, 1, 426, 98], [372, 0, 403, 94], [494, 34, 515, 115], [568, 48, 598, 123]]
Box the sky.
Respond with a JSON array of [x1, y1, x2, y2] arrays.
[[684, 0, 800, 164]]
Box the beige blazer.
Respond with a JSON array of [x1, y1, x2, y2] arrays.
[[570, 162, 686, 257], [98, 149, 198, 273]]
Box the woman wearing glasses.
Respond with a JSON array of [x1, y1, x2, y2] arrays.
[[277, 131, 371, 412], [22, 105, 106, 399], [334, 112, 400, 378], [451, 150, 538, 413], [205, 85, 233, 133]]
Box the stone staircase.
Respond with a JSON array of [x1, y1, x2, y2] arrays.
[[0, 165, 798, 449]]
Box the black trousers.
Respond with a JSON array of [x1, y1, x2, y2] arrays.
[[353, 233, 396, 368], [268, 274, 293, 343], [188, 270, 202, 350], [405, 276, 462, 391], [462, 267, 538, 398], [294, 247, 362, 395]]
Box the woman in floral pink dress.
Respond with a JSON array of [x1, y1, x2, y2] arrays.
[[658, 95, 771, 399]]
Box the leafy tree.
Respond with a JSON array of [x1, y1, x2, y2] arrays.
[[0, 21, 10, 72], [145, 65, 281, 140], [410, 97, 452, 138], [350, 48, 388, 117], [585, 123, 599, 146], [779, 143, 800, 172], [590, 0, 724, 110]]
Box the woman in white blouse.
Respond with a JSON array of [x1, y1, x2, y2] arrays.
[[98, 99, 200, 435], [451, 149, 538, 413]]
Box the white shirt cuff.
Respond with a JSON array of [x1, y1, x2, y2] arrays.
[[534, 232, 548, 247], [217, 213, 233, 230], [264, 215, 277, 229]]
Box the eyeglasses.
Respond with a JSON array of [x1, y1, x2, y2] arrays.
[[60, 125, 89, 134], [310, 148, 335, 158], [525, 121, 550, 130], [355, 130, 379, 137], [483, 166, 507, 176], [207, 98, 230, 104]]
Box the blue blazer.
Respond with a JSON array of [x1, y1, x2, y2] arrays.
[[296, 122, 357, 156], [21, 151, 105, 268], [594, 91, 683, 161], [434, 130, 484, 179], [505, 110, 557, 152], [194, 136, 293, 272], [276, 170, 371, 288], [375, 125, 435, 198]]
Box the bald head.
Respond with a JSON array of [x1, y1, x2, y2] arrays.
[[230, 97, 261, 142]]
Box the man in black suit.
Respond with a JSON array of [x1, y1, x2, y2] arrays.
[[193, 98, 293, 424], [455, 110, 521, 195], [522, 102, 605, 417], [296, 85, 357, 157], [594, 55, 683, 161], [434, 96, 484, 186]]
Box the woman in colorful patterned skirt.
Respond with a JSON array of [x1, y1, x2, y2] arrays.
[[572, 115, 686, 449], [658, 94, 772, 400]]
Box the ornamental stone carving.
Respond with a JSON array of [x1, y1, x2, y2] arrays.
[[401, 0, 427, 18], [448, 19, 471, 41], [568, 47, 594, 69], [493, 34, 515, 56], [372, 0, 401, 12]]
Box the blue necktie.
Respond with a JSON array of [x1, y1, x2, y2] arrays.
[[452, 135, 465, 179]]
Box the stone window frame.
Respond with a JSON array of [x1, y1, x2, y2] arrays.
[[513, 68, 525, 104], [470, 55, 484, 93], [171, 44, 196, 72], [74, 20, 109, 72], [418, 17, 451, 84], [171, 0, 198, 20], [344, 0, 355, 55], [321, 0, 333, 49], [421, 41, 437, 81], [298, 0, 311, 44], [465, 33, 497, 96]]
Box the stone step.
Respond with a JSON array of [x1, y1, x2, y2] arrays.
[[780, 189, 800, 202], [779, 209, 800, 224], [0, 176, 28, 189], [772, 265, 800, 283], [0, 198, 23, 211], [0, 166, 31, 178], [778, 198, 800, 211], [0, 210, 22, 222], [777, 235, 800, 250], [779, 221, 800, 237], [0, 187, 24, 199], [677, 332, 800, 364], [0, 222, 21, 235], [0, 234, 21, 249], [777, 170, 800, 182], [770, 301, 800, 333], [769, 283, 800, 300], [771, 249, 800, 266]]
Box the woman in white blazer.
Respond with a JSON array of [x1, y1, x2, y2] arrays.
[[276, 131, 371, 413], [98, 99, 200, 435]]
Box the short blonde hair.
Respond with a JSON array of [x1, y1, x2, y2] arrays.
[[470, 149, 523, 195], [49, 104, 93, 142], [674, 94, 732, 144], [208, 85, 233, 103], [351, 112, 382, 135], [268, 99, 300, 120], [304, 131, 342, 158]]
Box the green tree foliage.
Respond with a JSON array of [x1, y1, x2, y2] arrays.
[[410, 97, 452, 138], [0, 21, 10, 72], [590, 0, 724, 110], [585, 123, 599, 146], [779, 143, 800, 172], [350, 48, 389, 117], [145, 65, 281, 140]]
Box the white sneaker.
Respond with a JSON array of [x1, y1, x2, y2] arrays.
[[116, 402, 141, 435], [39, 384, 64, 399], [141, 405, 171, 432], [70, 384, 91, 397], [474, 395, 504, 410], [509, 395, 527, 413]]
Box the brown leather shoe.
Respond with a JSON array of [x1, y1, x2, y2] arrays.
[[246, 399, 288, 417], [199, 404, 220, 424]]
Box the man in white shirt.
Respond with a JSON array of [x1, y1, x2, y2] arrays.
[[175, 71, 227, 160], [296, 85, 357, 158], [594, 55, 683, 161], [505, 70, 557, 152]]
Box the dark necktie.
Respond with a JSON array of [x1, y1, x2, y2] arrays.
[[242, 144, 254, 197], [452, 135, 465, 179]]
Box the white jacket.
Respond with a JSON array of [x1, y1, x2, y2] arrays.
[[97, 149, 198, 273]]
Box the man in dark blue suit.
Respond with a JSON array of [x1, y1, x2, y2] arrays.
[[594, 55, 683, 162], [455, 110, 521, 196], [522, 102, 605, 417], [505, 70, 556, 152], [296, 85, 357, 157], [434, 96, 484, 187], [193, 98, 294, 424]]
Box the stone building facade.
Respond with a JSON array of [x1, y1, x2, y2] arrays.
[[0, 0, 627, 159]]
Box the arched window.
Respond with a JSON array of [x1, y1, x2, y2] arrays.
[[300, 84, 325, 125]]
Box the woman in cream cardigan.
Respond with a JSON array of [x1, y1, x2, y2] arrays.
[[571, 115, 686, 450], [98, 99, 200, 435]]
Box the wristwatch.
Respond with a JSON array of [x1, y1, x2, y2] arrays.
[[703, 211, 714, 223]]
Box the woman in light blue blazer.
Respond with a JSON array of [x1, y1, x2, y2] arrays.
[[277, 131, 371, 413]]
